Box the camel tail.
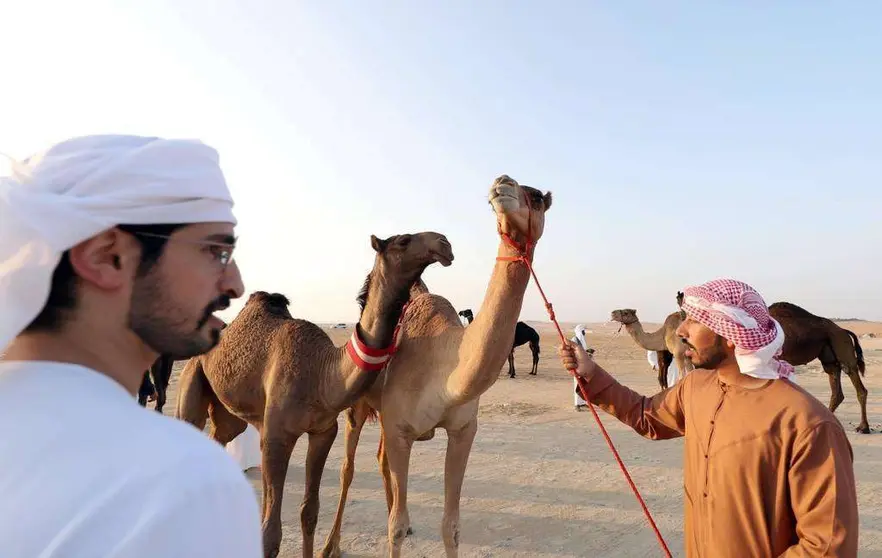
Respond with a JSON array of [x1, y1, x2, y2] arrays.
[[846, 330, 866, 376]]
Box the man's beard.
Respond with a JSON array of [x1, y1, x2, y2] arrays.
[[127, 268, 228, 359], [685, 335, 727, 370]]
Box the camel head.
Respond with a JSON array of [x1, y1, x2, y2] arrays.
[[357, 232, 453, 315], [370, 231, 453, 274], [367, 232, 453, 298], [488, 175, 552, 247], [610, 308, 639, 326]]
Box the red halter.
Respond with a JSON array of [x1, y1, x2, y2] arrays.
[[345, 301, 410, 372]]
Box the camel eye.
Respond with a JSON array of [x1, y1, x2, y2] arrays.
[[398, 236, 411, 246]]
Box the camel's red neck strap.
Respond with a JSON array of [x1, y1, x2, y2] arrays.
[[345, 301, 410, 372]]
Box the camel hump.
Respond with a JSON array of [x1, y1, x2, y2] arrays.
[[769, 301, 820, 320], [769, 301, 836, 330], [246, 291, 293, 318]]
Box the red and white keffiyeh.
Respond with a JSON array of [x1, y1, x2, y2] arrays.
[[680, 278, 794, 381]]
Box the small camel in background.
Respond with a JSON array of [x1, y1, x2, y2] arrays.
[[508, 321, 540, 378], [459, 309, 541, 378]]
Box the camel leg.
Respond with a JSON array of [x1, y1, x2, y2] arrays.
[[530, 344, 539, 375], [657, 358, 668, 391], [207, 400, 249, 446], [174, 358, 210, 429], [820, 349, 845, 414], [844, 367, 870, 434], [508, 350, 516, 378], [261, 429, 298, 558], [152, 369, 166, 414], [378, 424, 394, 515], [376, 423, 414, 537], [301, 423, 338, 558], [385, 432, 415, 558], [322, 408, 368, 558], [441, 418, 478, 558], [137, 371, 154, 407]]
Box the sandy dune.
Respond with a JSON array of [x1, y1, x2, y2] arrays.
[[159, 320, 882, 557]]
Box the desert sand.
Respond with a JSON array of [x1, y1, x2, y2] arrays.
[[159, 319, 882, 557]]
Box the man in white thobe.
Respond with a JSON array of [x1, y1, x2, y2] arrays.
[[0, 135, 261, 557]]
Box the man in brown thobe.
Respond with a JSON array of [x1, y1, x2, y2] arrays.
[[561, 278, 859, 557]]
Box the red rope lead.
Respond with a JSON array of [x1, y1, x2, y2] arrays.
[[499, 231, 672, 557]]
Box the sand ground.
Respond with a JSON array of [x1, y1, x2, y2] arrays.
[[159, 320, 882, 557]]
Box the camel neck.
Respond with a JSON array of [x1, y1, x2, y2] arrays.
[[325, 272, 414, 412], [624, 321, 667, 352], [357, 273, 410, 350], [444, 246, 532, 406]]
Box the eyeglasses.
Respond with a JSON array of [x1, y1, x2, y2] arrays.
[[131, 231, 236, 268]]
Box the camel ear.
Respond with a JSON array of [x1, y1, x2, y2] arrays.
[[543, 191, 553, 210], [370, 234, 388, 253]]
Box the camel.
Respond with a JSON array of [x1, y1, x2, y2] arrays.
[[457, 308, 473, 324], [137, 354, 174, 413], [174, 231, 454, 558], [321, 175, 552, 558], [508, 321, 540, 377], [666, 292, 867, 432], [610, 307, 693, 390], [767, 302, 870, 433]]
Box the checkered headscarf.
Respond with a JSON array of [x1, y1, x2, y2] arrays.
[[680, 278, 794, 380]]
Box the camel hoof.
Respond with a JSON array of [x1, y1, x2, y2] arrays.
[[856, 424, 871, 434], [320, 546, 341, 558]]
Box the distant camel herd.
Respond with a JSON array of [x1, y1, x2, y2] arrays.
[[133, 175, 869, 557]]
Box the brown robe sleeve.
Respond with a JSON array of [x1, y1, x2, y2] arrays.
[[778, 421, 859, 557], [575, 363, 687, 440]]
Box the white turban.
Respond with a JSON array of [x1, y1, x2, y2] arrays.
[[0, 134, 237, 353]]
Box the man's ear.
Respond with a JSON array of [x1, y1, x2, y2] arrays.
[[67, 229, 138, 291]]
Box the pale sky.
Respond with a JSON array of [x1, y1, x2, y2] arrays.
[[2, 1, 880, 324]]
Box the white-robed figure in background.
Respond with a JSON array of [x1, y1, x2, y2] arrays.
[[647, 350, 681, 388], [226, 423, 261, 471], [0, 135, 262, 557], [571, 324, 592, 411]]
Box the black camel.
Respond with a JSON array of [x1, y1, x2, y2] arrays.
[[509, 321, 540, 378]]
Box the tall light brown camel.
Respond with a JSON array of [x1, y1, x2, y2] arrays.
[[766, 302, 870, 433], [321, 175, 552, 558], [610, 306, 694, 390], [174, 231, 454, 558]]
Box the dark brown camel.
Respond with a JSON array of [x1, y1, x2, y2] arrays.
[[675, 293, 870, 433], [137, 354, 174, 413], [768, 302, 869, 433], [175, 231, 453, 558], [508, 321, 540, 378]]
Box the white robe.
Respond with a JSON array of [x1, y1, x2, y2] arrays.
[[226, 424, 261, 471], [571, 325, 589, 406], [0, 361, 262, 557]]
